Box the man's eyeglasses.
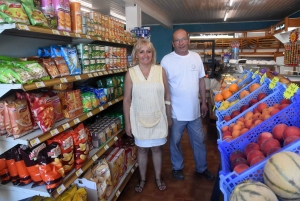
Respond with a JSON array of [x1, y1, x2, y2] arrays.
[[173, 38, 188, 43]]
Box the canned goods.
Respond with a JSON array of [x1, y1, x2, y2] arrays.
[[89, 59, 96, 72], [76, 43, 89, 59], [80, 58, 90, 73]]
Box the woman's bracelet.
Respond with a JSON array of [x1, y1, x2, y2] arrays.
[[165, 101, 171, 105]]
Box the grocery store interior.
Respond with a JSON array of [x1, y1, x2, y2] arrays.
[[0, 0, 300, 201]]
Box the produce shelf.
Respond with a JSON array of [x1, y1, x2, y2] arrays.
[[51, 129, 126, 199], [107, 161, 138, 201]]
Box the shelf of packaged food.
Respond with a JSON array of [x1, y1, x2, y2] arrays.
[[0, 96, 123, 152], [107, 161, 138, 201], [27, 96, 124, 148], [0, 23, 133, 46], [51, 129, 126, 199], [21, 69, 127, 91]]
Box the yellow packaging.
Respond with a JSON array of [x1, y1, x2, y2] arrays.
[[72, 188, 87, 201]]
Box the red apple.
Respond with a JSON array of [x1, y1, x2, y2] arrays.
[[266, 147, 281, 156], [261, 138, 281, 156], [257, 103, 268, 113], [280, 99, 291, 105], [283, 126, 300, 140], [249, 99, 258, 106], [272, 123, 288, 141], [244, 142, 260, 156], [240, 105, 249, 113], [224, 116, 231, 122], [257, 132, 273, 146], [231, 157, 248, 170], [250, 155, 265, 166], [283, 136, 300, 146], [231, 110, 241, 119], [279, 104, 290, 110], [233, 164, 249, 174], [257, 93, 267, 101], [229, 150, 246, 163]]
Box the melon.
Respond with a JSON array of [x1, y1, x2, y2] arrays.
[[264, 151, 300, 200], [229, 180, 277, 201]]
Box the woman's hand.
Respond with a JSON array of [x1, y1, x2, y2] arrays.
[[125, 124, 133, 137], [167, 118, 173, 129]]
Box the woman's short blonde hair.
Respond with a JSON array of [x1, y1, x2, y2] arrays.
[[131, 39, 156, 66]]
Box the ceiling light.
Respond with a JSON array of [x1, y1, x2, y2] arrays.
[[229, 0, 233, 6], [224, 10, 229, 21], [81, 7, 91, 12], [110, 11, 126, 22], [70, 0, 92, 8]]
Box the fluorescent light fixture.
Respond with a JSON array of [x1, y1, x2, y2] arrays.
[[190, 34, 234, 39], [229, 0, 233, 6], [81, 7, 91, 12], [110, 11, 126, 21], [224, 11, 229, 21], [70, 0, 92, 8]]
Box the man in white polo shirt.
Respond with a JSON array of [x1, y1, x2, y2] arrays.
[[161, 29, 215, 181]]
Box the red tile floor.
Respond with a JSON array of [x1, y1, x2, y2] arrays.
[[118, 117, 224, 201]]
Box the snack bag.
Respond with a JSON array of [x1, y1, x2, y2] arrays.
[[53, 57, 70, 77], [0, 0, 30, 24], [81, 92, 92, 113], [37, 142, 64, 193], [56, 184, 77, 201], [70, 2, 81, 33], [20, 143, 46, 188], [51, 95, 64, 122], [21, 0, 49, 27], [12, 145, 32, 185], [72, 123, 89, 169], [63, 0, 70, 32], [85, 126, 93, 150], [47, 131, 74, 175], [42, 58, 60, 78], [16, 92, 38, 129], [5, 148, 20, 185], [0, 101, 6, 135], [0, 154, 10, 184], [52, 0, 64, 31], [41, 0, 57, 28], [72, 187, 87, 201], [67, 45, 81, 75], [12, 61, 50, 81]]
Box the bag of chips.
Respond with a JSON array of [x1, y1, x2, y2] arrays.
[[72, 123, 89, 170], [0, 154, 10, 184], [21, 0, 49, 27], [0, 0, 30, 24], [5, 148, 20, 185], [0, 101, 7, 135], [51, 95, 64, 122], [12, 145, 32, 186], [42, 58, 60, 78]]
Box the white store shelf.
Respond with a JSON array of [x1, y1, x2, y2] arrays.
[[0, 84, 22, 98]]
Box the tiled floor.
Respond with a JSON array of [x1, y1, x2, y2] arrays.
[[118, 117, 223, 201]]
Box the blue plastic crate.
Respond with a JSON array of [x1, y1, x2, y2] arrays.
[[220, 139, 300, 201], [217, 94, 300, 178], [216, 80, 285, 127], [214, 74, 261, 108], [223, 70, 253, 90]]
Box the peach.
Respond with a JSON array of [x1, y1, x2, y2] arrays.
[[250, 155, 265, 166], [240, 128, 249, 135], [266, 147, 281, 156], [257, 93, 267, 101], [240, 90, 250, 99], [233, 164, 249, 174], [261, 138, 281, 156], [273, 103, 280, 109], [262, 108, 270, 115], [253, 113, 262, 120], [231, 110, 241, 119], [221, 126, 229, 132], [244, 116, 253, 121], [229, 150, 246, 162], [272, 123, 288, 141], [223, 131, 232, 137], [244, 142, 260, 156], [249, 125, 255, 130], [283, 136, 300, 146], [257, 103, 268, 113], [240, 105, 249, 113], [261, 114, 271, 120], [245, 112, 253, 119], [247, 150, 264, 164], [236, 121, 244, 127], [257, 132, 273, 146], [283, 126, 300, 140], [267, 106, 275, 112], [249, 99, 258, 106], [250, 83, 261, 93], [224, 116, 231, 122], [233, 124, 242, 131], [279, 104, 290, 110], [238, 117, 245, 122], [254, 119, 263, 126], [253, 108, 260, 114], [280, 99, 291, 105], [229, 123, 235, 132], [231, 157, 248, 170], [232, 130, 241, 138], [245, 120, 252, 129], [270, 108, 280, 116]]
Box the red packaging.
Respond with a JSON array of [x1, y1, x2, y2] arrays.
[[5, 148, 20, 185], [12, 146, 32, 186], [0, 155, 10, 184], [51, 95, 64, 122], [85, 126, 93, 150], [4, 102, 12, 136], [72, 123, 89, 169], [0, 102, 6, 135]]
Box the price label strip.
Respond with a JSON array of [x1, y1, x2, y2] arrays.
[[93, 72, 98, 76], [97, 37, 102, 41], [98, 72, 103, 76], [260, 73, 266, 84], [115, 98, 119, 102], [63, 31, 70, 36], [108, 102, 112, 106], [131, 168, 134, 173], [86, 35, 91, 39], [252, 70, 259, 79], [269, 77, 279, 89], [52, 29, 60, 35], [104, 144, 109, 150], [114, 136, 118, 141], [75, 75, 81, 80], [35, 82, 45, 88], [75, 33, 81, 38], [30, 138, 40, 147], [18, 24, 30, 30], [213, 105, 216, 112], [283, 83, 299, 99], [99, 106, 104, 111], [50, 128, 59, 136], [73, 118, 80, 124], [88, 74, 93, 78], [62, 123, 70, 130], [57, 184, 66, 194], [108, 70, 113, 74], [87, 112, 93, 117], [75, 168, 83, 177], [103, 71, 108, 75], [105, 38, 109, 42], [135, 162, 138, 167], [92, 155, 99, 161], [60, 77, 68, 83], [116, 190, 120, 197]]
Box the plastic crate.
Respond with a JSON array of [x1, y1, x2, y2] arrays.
[[214, 74, 261, 108], [223, 70, 253, 90], [216, 82, 286, 138], [220, 139, 300, 201], [217, 93, 300, 178], [215, 80, 285, 127]]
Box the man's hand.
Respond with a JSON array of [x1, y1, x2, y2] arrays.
[[125, 124, 133, 137], [167, 118, 173, 129], [201, 103, 208, 118]]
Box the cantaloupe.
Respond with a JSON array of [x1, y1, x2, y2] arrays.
[[264, 151, 300, 200], [229, 180, 278, 201]]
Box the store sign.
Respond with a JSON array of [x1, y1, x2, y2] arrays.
[[275, 24, 285, 31]]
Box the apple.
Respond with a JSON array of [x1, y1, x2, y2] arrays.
[[249, 99, 258, 106], [240, 105, 250, 113], [231, 110, 241, 119], [257, 93, 267, 101]]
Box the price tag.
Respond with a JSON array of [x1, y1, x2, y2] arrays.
[[60, 77, 68, 83], [108, 102, 112, 106], [93, 72, 98, 76], [86, 35, 91, 39], [105, 38, 109, 42], [18, 24, 30, 30], [252, 70, 259, 79], [75, 168, 83, 177], [63, 31, 70, 36], [123, 41, 126, 44], [135, 163, 138, 167], [30, 138, 40, 147], [104, 144, 109, 150], [62, 123, 70, 130], [98, 72, 103, 75], [92, 155, 98, 161], [75, 33, 81, 38], [57, 184, 66, 194], [283, 83, 299, 99], [103, 71, 108, 75], [97, 37, 102, 41], [52, 29, 60, 35], [75, 75, 81, 80], [269, 77, 279, 89], [108, 70, 113, 74], [88, 74, 93, 78], [131, 168, 134, 173], [116, 190, 120, 197], [35, 81, 45, 88], [73, 118, 80, 124], [117, 40, 120, 43], [115, 98, 119, 102], [50, 128, 59, 136], [99, 106, 104, 111], [114, 136, 118, 141], [260, 73, 266, 84], [87, 112, 93, 117], [112, 40, 115, 43]]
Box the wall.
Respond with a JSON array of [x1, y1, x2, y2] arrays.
[[150, 21, 279, 62]]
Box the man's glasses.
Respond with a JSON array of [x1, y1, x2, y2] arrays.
[[173, 38, 188, 43]]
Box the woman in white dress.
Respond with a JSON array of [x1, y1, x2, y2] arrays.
[[123, 39, 172, 192]]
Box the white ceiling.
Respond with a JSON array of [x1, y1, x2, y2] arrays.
[[90, 0, 300, 27]]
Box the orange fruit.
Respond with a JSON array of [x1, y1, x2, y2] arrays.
[[223, 90, 233, 100], [221, 89, 229, 96], [214, 93, 224, 102], [229, 83, 239, 93]]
